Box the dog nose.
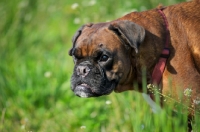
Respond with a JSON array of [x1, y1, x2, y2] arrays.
[[76, 65, 90, 77]]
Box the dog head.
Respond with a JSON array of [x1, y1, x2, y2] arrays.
[[69, 20, 145, 97]]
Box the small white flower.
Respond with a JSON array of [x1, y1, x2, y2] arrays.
[[105, 100, 112, 105], [80, 126, 86, 129], [74, 18, 81, 24], [193, 98, 200, 105], [183, 88, 192, 97], [44, 71, 52, 78], [71, 3, 79, 10], [21, 124, 25, 129], [88, 0, 96, 6]]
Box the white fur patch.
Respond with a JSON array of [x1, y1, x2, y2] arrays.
[[76, 92, 89, 98]]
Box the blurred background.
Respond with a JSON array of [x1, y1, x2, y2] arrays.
[[0, 0, 195, 132]]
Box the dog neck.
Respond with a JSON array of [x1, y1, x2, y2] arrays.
[[151, 8, 170, 85], [115, 8, 170, 96]]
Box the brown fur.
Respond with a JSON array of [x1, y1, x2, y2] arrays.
[[70, 0, 200, 117], [114, 1, 200, 114]]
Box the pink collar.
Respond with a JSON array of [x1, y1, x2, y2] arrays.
[[151, 8, 170, 85]]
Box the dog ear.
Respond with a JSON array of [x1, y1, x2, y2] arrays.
[[69, 23, 93, 56], [108, 20, 145, 53]]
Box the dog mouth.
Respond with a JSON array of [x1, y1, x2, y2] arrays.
[[74, 83, 100, 98], [73, 81, 116, 98], [71, 63, 118, 98]]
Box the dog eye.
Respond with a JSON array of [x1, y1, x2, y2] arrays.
[[99, 55, 109, 62]]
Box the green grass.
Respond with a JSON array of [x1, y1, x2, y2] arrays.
[[0, 0, 199, 131]]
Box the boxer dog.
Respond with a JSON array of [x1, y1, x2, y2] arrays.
[[69, 0, 200, 129]]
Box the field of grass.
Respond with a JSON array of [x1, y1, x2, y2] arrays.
[[0, 0, 200, 131]]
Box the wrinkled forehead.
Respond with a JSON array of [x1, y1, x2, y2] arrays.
[[73, 26, 121, 57]]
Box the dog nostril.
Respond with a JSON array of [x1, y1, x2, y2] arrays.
[[83, 68, 86, 74], [77, 65, 90, 77]]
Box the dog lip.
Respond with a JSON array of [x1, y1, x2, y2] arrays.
[[74, 83, 99, 98], [80, 83, 95, 93], [76, 83, 92, 90], [80, 83, 90, 88]]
